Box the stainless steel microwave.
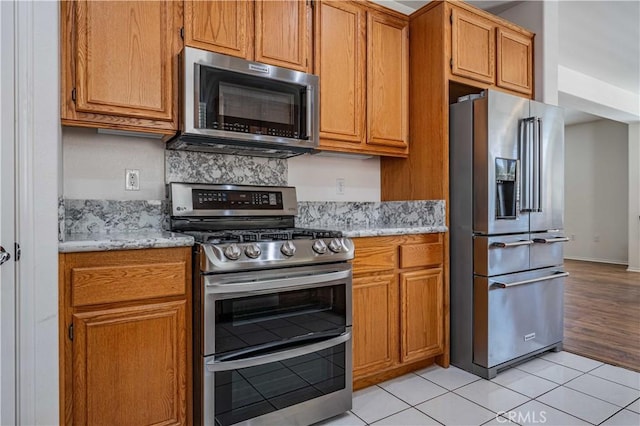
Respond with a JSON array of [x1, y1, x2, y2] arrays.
[[166, 47, 319, 159]]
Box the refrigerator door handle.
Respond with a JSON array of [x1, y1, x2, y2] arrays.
[[533, 117, 543, 212], [520, 117, 535, 212], [533, 237, 570, 244], [492, 271, 569, 289], [490, 240, 534, 248]]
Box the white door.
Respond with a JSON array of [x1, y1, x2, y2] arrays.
[[0, 0, 17, 424]]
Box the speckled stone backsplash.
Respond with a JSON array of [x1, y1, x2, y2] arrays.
[[166, 150, 287, 186], [64, 199, 165, 234], [296, 200, 445, 229]]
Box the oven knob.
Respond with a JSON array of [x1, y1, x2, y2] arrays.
[[223, 243, 242, 260], [312, 239, 328, 254], [280, 241, 296, 257], [244, 244, 262, 259], [328, 238, 344, 253]]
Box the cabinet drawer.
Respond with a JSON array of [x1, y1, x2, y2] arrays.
[[71, 262, 187, 307], [399, 242, 443, 269], [352, 245, 396, 274]]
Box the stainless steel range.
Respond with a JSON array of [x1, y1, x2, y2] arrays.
[[169, 183, 354, 426]]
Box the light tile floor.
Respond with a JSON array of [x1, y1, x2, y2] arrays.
[[315, 352, 640, 426]]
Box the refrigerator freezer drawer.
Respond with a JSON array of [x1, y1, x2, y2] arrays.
[[473, 268, 565, 368], [531, 232, 568, 269], [474, 234, 532, 276]]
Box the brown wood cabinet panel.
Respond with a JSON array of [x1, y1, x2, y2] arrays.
[[352, 274, 398, 375], [71, 261, 187, 307], [351, 245, 396, 276], [400, 268, 444, 363], [74, 0, 176, 121], [497, 27, 533, 95], [59, 247, 192, 426], [399, 242, 443, 269], [450, 6, 495, 84], [72, 301, 187, 426], [315, 1, 366, 148], [184, 0, 253, 59], [367, 11, 409, 150], [255, 0, 310, 72]]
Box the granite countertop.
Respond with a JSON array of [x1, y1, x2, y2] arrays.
[[59, 230, 194, 253], [340, 224, 448, 238]]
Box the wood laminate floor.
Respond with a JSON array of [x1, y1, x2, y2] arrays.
[[563, 259, 640, 372]]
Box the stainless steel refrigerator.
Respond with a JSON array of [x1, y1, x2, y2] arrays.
[[449, 90, 568, 379]]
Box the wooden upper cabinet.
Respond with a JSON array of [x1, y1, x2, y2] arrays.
[[184, 0, 253, 59], [255, 0, 311, 72], [73, 0, 178, 122], [315, 1, 366, 148], [450, 7, 496, 84], [367, 11, 409, 150], [497, 27, 533, 95], [184, 0, 311, 72], [315, 1, 409, 157]]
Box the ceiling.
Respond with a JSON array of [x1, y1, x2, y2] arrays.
[[394, 0, 640, 125]]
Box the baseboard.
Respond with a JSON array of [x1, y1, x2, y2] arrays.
[[626, 267, 640, 273], [564, 256, 628, 266]]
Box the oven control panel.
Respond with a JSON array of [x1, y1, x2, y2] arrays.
[[193, 189, 283, 210], [169, 183, 298, 217]]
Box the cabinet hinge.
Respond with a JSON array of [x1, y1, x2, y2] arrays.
[[180, 27, 184, 40], [14, 242, 20, 261], [450, 58, 453, 69], [68, 324, 74, 341], [71, 88, 76, 102], [450, 12, 453, 24]]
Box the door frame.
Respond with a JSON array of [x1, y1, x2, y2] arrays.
[[13, 1, 60, 424], [0, 1, 17, 424]]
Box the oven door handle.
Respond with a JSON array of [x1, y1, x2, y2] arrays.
[[205, 330, 351, 372], [204, 268, 352, 294]]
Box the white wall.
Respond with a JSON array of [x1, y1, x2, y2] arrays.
[[288, 154, 380, 201], [629, 123, 640, 272], [564, 120, 629, 264], [63, 127, 166, 200], [62, 130, 382, 202]]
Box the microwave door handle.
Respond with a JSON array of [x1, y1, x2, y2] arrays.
[[306, 85, 314, 140]]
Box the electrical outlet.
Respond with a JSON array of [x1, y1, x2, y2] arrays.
[[570, 234, 576, 241], [125, 169, 140, 191], [593, 235, 600, 243], [336, 178, 345, 195]]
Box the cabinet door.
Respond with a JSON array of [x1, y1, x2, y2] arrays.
[[72, 301, 187, 426], [367, 11, 409, 151], [450, 7, 495, 84], [497, 27, 533, 95], [315, 1, 366, 148], [400, 268, 444, 363], [184, 0, 253, 60], [74, 0, 178, 122], [352, 274, 398, 377], [255, 0, 311, 72]]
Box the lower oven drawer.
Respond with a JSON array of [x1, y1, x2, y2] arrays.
[[202, 330, 352, 426], [473, 268, 566, 368]]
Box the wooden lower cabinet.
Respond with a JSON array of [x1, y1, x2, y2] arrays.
[[59, 247, 192, 426], [353, 273, 398, 376], [351, 234, 446, 388]]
